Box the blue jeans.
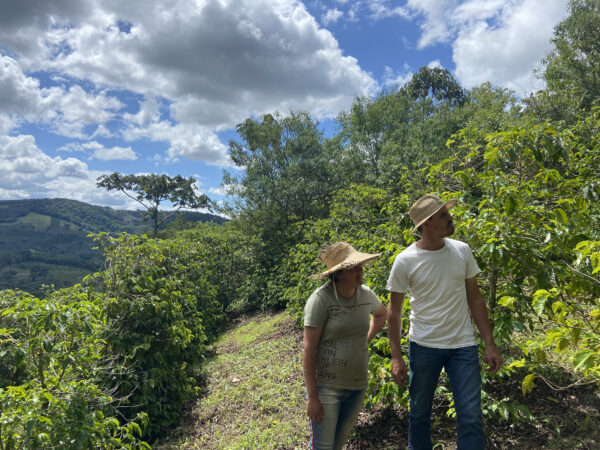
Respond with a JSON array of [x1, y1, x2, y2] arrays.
[[308, 387, 366, 450], [408, 341, 484, 450]]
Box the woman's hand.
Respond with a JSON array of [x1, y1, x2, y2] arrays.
[[306, 397, 324, 423]]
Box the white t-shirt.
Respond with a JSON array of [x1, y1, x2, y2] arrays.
[[304, 282, 383, 390], [386, 238, 481, 349]]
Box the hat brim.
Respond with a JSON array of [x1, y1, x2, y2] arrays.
[[310, 252, 381, 280], [411, 199, 457, 233]]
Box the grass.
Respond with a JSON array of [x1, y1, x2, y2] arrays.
[[158, 312, 308, 449], [0, 212, 52, 231]]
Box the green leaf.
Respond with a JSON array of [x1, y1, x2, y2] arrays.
[[498, 296, 516, 311], [554, 208, 568, 225], [522, 374, 536, 396], [556, 338, 569, 352], [573, 350, 596, 372], [532, 290, 549, 316], [504, 196, 517, 216]]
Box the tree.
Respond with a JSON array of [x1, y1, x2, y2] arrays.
[[336, 91, 411, 185], [404, 66, 467, 107], [96, 173, 211, 236], [336, 67, 469, 189], [525, 0, 600, 121], [223, 111, 340, 264]]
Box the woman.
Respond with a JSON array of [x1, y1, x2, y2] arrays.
[[303, 242, 387, 450]]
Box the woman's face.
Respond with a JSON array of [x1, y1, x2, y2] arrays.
[[336, 264, 364, 287]]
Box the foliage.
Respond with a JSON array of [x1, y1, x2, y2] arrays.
[[437, 110, 600, 394], [179, 222, 260, 312], [0, 287, 148, 449], [97, 173, 211, 236], [224, 111, 341, 270], [525, 0, 600, 122], [92, 232, 222, 438]]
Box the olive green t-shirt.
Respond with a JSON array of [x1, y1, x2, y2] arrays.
[[304, 281, 383, 390]]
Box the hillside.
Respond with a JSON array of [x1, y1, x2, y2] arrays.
[[0, 198, 226, 295]]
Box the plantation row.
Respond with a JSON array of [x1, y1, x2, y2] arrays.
[[2, 1, 600, 446], [0, 229, 251, 447]]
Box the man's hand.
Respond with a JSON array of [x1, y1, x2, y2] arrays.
[[391, 356, 408, 386], [485, 344, 503, 375], [306, 397, 324, 423]]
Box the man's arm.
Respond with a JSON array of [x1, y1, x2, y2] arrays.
[[465, 277, 503, 374], [367, 304, 387, 342], [303, 326, 324, 422], [387, 291, 408, 385]]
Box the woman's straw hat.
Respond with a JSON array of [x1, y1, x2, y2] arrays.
[[311, 242, 381, 280], [409, 194, 457, 233]]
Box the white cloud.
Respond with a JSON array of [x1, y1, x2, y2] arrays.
[[367, 0, 411, 20], [1, 134, 87, 194], [427, 60, 442, 69], [405, 0, 568, 95], [323, 8, 343, 25], [453, 0, 568, 94], [8, 0, 376, 127], [0, 133, 142, 208], [0, 55, 123, 138], [209, 185, 228, 196], [0, 0, 378, 204], [406, 0, 459, 48], [92, 144, 137, 161], [382, 65, 413, 88], [122, 117, 229, 166]]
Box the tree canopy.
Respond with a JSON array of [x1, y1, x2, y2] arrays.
[[97, 172, 211, 236]]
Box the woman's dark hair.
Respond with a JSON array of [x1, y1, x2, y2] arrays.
[[328, 270, 341, 283]]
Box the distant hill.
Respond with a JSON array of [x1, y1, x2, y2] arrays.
[[0, 198, 226, 295]]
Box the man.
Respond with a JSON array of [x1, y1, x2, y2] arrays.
[[386, 194, 502, 449]]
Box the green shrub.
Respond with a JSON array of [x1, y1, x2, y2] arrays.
[[0, 287, 148, 449], [93, 233, 219, 437]]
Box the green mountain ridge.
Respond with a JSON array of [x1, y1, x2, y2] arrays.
[[0, 198, 226, 295]]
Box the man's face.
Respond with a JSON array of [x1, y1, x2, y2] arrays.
[[424, 206, 454, 237]]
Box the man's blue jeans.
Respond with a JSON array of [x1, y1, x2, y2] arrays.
[[408, 341, 484, 450], [308, 387, 366, 450]]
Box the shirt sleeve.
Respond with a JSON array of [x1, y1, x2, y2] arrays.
[[386, 254, 409, 293], [304, 289, 328, 328], [464, 244, 482, 279], [364, 287, 384, 314]]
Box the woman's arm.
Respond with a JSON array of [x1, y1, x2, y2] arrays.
[[303, 326, 324, 422], [367, 304, 387, 342]]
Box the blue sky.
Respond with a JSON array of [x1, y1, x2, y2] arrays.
[[1, 0, 568, 211]]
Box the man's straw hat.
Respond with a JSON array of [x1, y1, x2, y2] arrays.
[[409, 194, 457, 233], [311, 242, 381, 280]]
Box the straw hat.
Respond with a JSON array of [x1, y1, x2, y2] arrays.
[[311, 242, 381, 280], [409, 194, 457, 233]]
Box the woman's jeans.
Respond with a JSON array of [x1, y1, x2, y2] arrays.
[[408, 341, 484, 450], [308, 387, 366, 450]]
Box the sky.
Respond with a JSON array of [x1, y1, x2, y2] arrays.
[[0, 0, 569, 211]]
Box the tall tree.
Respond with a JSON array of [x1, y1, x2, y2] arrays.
[[223, 111, 339, 263], [336, 67, 469, 189], [96, 173, 211, 236], [525, 0, 600, 121]]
